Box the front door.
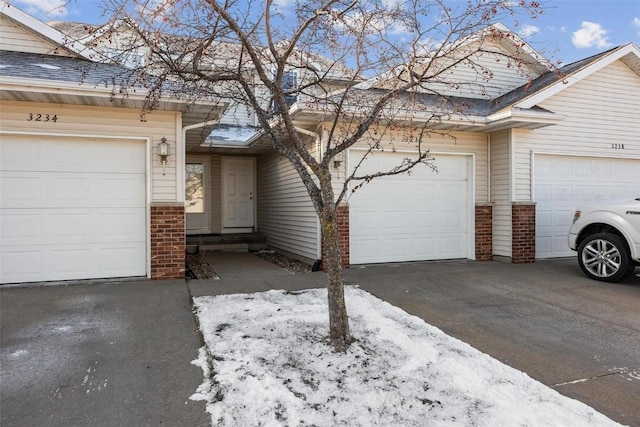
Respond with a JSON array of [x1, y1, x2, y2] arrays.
[[221, 157, 255, 231], [186, 158, 211, 233]]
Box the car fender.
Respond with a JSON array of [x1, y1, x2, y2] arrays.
[[571, 210, 640, 261]]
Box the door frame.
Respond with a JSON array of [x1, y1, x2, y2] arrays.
[[185, 155, 211, 234], [221, 156, 257, 233]]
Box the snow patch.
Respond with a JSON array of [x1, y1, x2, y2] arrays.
[[192, 287, 622, 426]]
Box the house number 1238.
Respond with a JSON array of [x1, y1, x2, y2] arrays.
[[27, 113, 58, 123], [611, 143, 625, 149]]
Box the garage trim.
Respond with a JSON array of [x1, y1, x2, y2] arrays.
[[347, 148, 476, 262], [0, 130, 152, 280]]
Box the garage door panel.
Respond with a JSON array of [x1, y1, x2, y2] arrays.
[[535, 155, 640, 258], [2, 173, 144, 209], [413, 211, 436, 231], [350, 151, 469, 264], [1, 243, 145, 283], [439, 209, 466, 229], [1, 136, 146, 284]]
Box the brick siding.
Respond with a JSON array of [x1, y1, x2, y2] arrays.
[[321, 204, 350, 270], [150, 203, 185, 279], [512, 202, 536, 263], [475, 203, 493, 261]]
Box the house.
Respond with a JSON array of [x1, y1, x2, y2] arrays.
[[0, 2, 227, 283], [1, 2, 639, 285]]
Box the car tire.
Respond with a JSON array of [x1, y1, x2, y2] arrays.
[[577, 232, 635, 283]]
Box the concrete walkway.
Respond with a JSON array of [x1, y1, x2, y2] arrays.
[[188, 251, 327, 297]]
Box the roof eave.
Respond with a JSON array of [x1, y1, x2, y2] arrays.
[[0, 76, 227, 119], [486, 107, 564, 130]]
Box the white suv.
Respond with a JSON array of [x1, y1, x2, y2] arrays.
[[568, 198, 640, 282]]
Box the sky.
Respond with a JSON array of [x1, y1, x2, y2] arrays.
[[191, 286, 622, 426], [8, 0, 640, 65]]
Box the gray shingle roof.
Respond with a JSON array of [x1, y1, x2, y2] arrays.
[[0, 50, 141, 88]]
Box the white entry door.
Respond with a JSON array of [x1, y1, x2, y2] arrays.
[[185, 158, 210, 234], [221, 157, 255, 231]]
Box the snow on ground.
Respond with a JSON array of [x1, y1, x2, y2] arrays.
[[191, 286, 622, 426]]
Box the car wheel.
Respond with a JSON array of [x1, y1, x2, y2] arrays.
[[577, 233, 634, 283]]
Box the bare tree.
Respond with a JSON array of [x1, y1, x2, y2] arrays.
[[92, 0, 546, 352]]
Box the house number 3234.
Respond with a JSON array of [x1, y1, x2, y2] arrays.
[[27, 113, 58, 123], [611, 143, 625, 149]]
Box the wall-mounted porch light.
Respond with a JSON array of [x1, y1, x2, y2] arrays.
[[158, 137, 169, 175]]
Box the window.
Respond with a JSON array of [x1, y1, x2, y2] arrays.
[[272, 71, 298, 114], [185, 163, 205, 213]]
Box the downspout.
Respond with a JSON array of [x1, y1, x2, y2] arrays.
[[181, 119, 222, 205], [487, 133, 491, 202]]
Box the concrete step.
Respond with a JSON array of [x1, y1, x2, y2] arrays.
[[199, 243, 249, 252]]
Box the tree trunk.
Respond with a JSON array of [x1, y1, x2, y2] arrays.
[[321, 207, 351, 352]]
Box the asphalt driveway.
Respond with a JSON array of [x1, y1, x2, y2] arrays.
[[345, 259, 640, 426], [1, 256, 639, 426], [0, 279, 208, 427]]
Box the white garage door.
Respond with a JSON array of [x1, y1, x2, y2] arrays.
[[1, 135, 147, 284], [535, 155, 640, 258], [349, 151, 470, 264]]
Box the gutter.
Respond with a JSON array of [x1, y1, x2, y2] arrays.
[[0, 76, 223, 108]]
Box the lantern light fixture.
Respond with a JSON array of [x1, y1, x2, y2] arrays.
[[158, 137, 169, 175]]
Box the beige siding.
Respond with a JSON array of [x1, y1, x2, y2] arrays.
[[218, 102, 254, 127], [416, 40, 542, 99], [340, 129, 488, 203], [209, 155, 222, 233], [490, 130, 512, 257], [257, 150, 319, 262], [0, 100, 179, 202], [514, 60, 640, 201], [0, 15, 72, 56]]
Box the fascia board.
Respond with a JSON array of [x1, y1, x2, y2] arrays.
[[0, 76, 224, 108], [516, 43, 640, 109], [0, 1, 101, 61], [487, 107, 564, 126]]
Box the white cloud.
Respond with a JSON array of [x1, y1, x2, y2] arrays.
[[272, 0, 294, 9], [572, 21, 612, 49], [518, 24, 540, 38], [13, 0, 67, 16], [633, 17, 640, 35]]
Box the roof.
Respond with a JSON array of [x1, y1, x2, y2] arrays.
[[490, 46, 621, 112], [0, 50, 138, 86], [48, 19, 360, 81], [0, 1, 100, 60]]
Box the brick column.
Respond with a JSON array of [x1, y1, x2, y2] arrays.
[[321, 204, 350, 271], [150, 203, 185, 279], [512, 202, 536, 263], [475, 203, 493, 261]]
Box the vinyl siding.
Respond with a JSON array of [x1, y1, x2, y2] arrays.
[[0, 15, 73, 56], [209, 154, 222, 233], [514, 59, 640, 201], [416, 40, 542, 99], [257, 149, 319, 262], [490, 130, 512, 257], [0, 100, 179, 202]]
